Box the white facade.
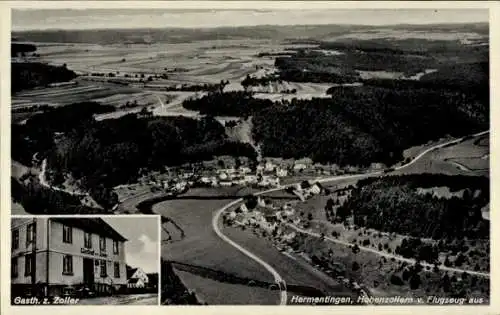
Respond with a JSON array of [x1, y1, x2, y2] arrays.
[[11, 218, 127, 296], [127, 278, 145, 288], [240, 204, 249, 213], [265, 162, 275, 172], [293, 164, 307, 171], [276, 168, 288, 177], [127, 267, 149, 288], [308, 184, 322, 195]]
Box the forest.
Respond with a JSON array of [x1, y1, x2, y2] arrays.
[[11, 102, 116, 166], [359, 61, 489, 101], [47, 113, 256, 190], [252, 85, 488, 166], [11, 62, 77, 93], [11, 42, 37, 56], [181, 82, 487, 167], [182, 91, 274, 117], [12, 102, 257, 210], [336, 174, 489, 240], [273, 36, 488, 84], [11, 178, 106, 214]]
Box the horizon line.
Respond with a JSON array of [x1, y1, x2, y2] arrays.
[[12, 21, 489, 33]]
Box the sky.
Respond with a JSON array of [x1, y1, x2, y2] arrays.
[[104, 217, 159, 274], [11, 9, 489, 31]]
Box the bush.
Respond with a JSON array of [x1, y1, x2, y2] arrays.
[[390, 274, 404, 286], [402, 269, 411, 281], [409, 274, 421, 290], [352, 244, 360, 254], [352, 261, 360, 271], [12, 62, 77, 92]]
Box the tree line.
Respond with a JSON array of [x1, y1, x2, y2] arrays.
[[12, 102, 257, 211], [252, 85, 487, 167], [12, 62, 77, 93], [182, 91, 274, 117], [273, 38, 487, 84], [11, 177, 106, 214], [181, 83, 487, 168], [336, 175, 489, 240]]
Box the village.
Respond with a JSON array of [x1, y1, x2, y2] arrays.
[[219, 179, 373, 303], [142, 156, 384, 196]]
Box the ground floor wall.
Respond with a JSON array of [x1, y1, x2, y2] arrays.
[[48, 251, 127, 286], [11, 251, 127, 298], [11, 252, 47, 285]]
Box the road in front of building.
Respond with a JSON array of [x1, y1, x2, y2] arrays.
[[77, 293, 158, 305]]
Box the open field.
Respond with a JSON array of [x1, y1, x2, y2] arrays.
[[34, 40, 283, 81], [157, 198, 276, 302], [397, 135, 489, 176], [12, 79, 141, 108], [14, 39, 351, 113], [173, 269, 279, 305]]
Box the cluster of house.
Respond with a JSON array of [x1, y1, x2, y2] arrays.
[[288, 181, 324, 202], [148, 157, 363, 194], [199, 165, 283, 188], [223, 179, 327, 248], [150, 162, 290, 192], [227, 196, 303, 239]]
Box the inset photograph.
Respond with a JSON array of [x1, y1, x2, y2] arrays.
[[11, 216, 159, 305]]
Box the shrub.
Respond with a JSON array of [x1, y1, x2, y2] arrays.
[[390, 274, 404, 286]]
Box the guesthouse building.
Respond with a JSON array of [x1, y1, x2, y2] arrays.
[[11, 218, 128, 298]]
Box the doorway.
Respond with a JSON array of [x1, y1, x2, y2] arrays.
[[83, 258, 94, 287]]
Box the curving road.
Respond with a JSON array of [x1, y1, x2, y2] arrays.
[[212, 199, 288, 305], [212, 130, 490, 304], [287, 224, 489, 277], [39, 159, 88, 197]]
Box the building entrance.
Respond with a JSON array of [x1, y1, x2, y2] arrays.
[[83, 258, 94, 287]]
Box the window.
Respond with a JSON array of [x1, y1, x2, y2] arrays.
[[100, 260, 107, 277], [114, 262, 120, 278], [63, 255, 73, 275], [113, 240, 119, 255], [99, 236, 106, 253], [24, 254, 33, 276], [84, 232, 92, 249], [63, 225, 72, 244], [26, 223, 35, 246], [12, 257, 18, 278], [12, 229, 19, 250]]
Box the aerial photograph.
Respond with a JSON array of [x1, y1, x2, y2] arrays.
[[10, 7, 489, 306]]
